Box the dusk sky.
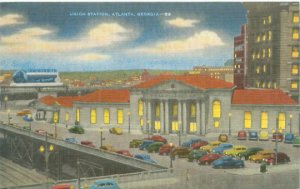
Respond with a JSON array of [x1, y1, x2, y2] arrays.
[[0, 2, 247, 71]]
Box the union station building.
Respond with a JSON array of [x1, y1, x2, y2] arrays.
[[37, 74, 299, 135]]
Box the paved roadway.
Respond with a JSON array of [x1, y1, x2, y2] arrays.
[[1, 108, 300, 189]]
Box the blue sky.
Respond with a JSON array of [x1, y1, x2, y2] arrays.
[[0, 2, 246, 71]]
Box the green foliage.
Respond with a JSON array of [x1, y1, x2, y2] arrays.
[[69, 126, 85, 134]]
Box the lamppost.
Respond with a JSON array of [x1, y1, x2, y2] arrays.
[[178, 121, 182, 146], [228, 112, 232, 136], [7, 109, 11, 125], [147, 120, 150, 138], [99, 127, 105, 148], [169, 142, 174, 172], [39, 133, 54, 189], [4, 95, 8, 110], [289, 114, 293, 133], [128, 111, 131, 133], [53, 112, 58, 139]]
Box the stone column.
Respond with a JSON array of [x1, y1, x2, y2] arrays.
[[147, 100, 152, 133], [201, 101, 206, 135], [182, 101, 187, 134], [160, 100, 164, 134], [178, 100, 182, 133], [165, 100, 169, 134], [143, 100, 147, 133], [196, 100, 201, 135]]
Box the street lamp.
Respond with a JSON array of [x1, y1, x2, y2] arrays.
[[99, 127, 105, 148], [7, 109, 11, 125], [228, 112, 232, 136], [53, 112, 58, 139], [128, 111, 131, 133], [178, 121, 182, 146], [4, 95, 8, 110], [169, 142, 174, 172], [289, 114, 293, 133], [147, 120, 150, 138]]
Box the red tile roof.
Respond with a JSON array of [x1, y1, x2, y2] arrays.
[[232, 89, 298, 105], [133, 75, 235, 90], [39, 95, 56, 106]]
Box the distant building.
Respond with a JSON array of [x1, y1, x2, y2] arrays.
[[141, 70, 151, 81], [244, 2, 299, 101], [189, 66, 233, 83], [234, 25, 247, 89]]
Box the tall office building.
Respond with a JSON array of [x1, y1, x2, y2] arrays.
[[244, 2, 299, 101]]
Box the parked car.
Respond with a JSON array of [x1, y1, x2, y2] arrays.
[[211, 143, 233, 154], [139, 140, 154, 150], [272, 131, 283, 142], [64, 137, 78, 144], [89, 179, 120, 189], [237, 147, 263, 160], [116, 150, 133, 157], [16, 109, 32, 116], [23, 115, 34, 122], [262, 152, 290, 165], [187, 149, 207, 162], [200, 141, 221, 152], [248, 131, 258, 140], [237, 130, 247, 140], [100, 145, 117, 152], [191, 141, 208, 150], [259, 130, 269, 141], [146, 142, 164, 153], [284, 133, 294, 143], [129, 139, 143, 148], [218, 134, 229, 142], [109, 127, 123, 135], [293, 136, 300, 147], [23, 126, 31, 131], [223, 145, 247, 156], [212, 156, 245, 169], [249, 150, 273, 163], [144, 135, 167, 143], [159, 143, 175, 155], [51, 184, 74, 189], [80, 140, 95, 148], [134, 154, 156, 164], [170, 147, 191, 158], [35, 129, 46, 135], [181, 138, 202, 148], [198, 153, 223, 165], [68, 126, 84, 134]]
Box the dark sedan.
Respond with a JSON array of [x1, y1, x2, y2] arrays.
[[237, 147, 263, 160], [212, 156, 245, 169]]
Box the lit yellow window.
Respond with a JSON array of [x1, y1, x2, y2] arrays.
[[190, 103, 196, 117], [154, 121, 161, 130], [103, 108, 110, 124], [293, 12, 299, 23], [262, 49, 266, 58], [256, 66, 260, 74], [214, 120, 220, 128], [291, 64, 298, 75], [267, 82, 271, 88], [292, 28, 299, 40], [155, 103, 160, 118], [256, 35, 261, 43], [90, 109, 97, 124], [138, 100, 143, 116], [268, 48, 271, 58], [263, 18, 266, 25], [65, 112, 69, 122], [171, 121, 178, 131], [292, 47, 299, 58], [261, 112, 268, 129], [140, 118, 143, 126], [262, 82, 266, 88], [278, 113, 285, 130], [252, 52, 256, 60], [268, 31, 272, 41], [262, 34, 266, 41], [212, 100, 221, 118], [53, 112, 59, 123], [244, 112, 252, 129], [256, 52, 260, 59], [189, 122, 197, 132], [274, 82, 277, 88], [256, 81, 260, 88], [268, 16, 272, 24], [172, 104, 178, 117], [76, 108, 80, 122], [117, 109, 123, 125], [263, 65, 266, 73], [291, 81, 298, 89]]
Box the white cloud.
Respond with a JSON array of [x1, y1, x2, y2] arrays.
[[166, 17, 199, 28], [0, 14, 24, 27], [131, 30, 224, 54], [74, 53, 110, 62]]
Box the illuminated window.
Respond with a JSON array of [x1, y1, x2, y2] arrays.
[[256, 81, 260, 88], [256, 35, 261, 43], [140, 118, 143, 126], [154, 121, 161, 130], [262, 34, 266, 41], [262, 82, 266, 88], [262, 18, 266, 25], [256, 51, 260, 59], [172, 104, 178, 117], [103, 108, 110, 124], [291, 64, 299, 75], [53, 112, 59, 123], [214, 120, 220, 128], [268, 16, 272, 24], [90, 109, 97, 124], [212, 100, 221, 118], [267, 82, 271, 88], [244, 111, 252, 129], [274, 82, 277, 88], [262, 49, 266, 58], [292, 28, 299, 40], [261, 112, 268, 129], [293, 12, 299, 23], [291, 81, 298, 89], [263, 65, 266, 73], [65, 112, 69, 122], [189, 122, 197, 132], [76, 108, 80, 122], [117, 109, 123, 125], [190, 103, 196, 117], [256, 66, 260, 74], [252, 52, 256, 60], [268, 48, 272, 58], [292, 47, 299, 58], [155, 103, 160, 118], [138, 100, 143, 116], [171, 121, 178, 131], [268, 31, 272, 41], [278, 113, 286, 130]]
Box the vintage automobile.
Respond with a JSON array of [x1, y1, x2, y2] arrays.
[[35, 129, 46, 135], [191, 141, 209, 150], [198, 153, 223, 165], [109, 127, 123, 135], [89, 179, 120, 189], [139, 140, 155, 150], [223, 145, 247, 156], [248, 131, 258, 140], [293, 136, 300, 147], [100, 145, 117, 152], [181, 138, 202, 148], [134, 154, 156, 164], [284, 133, 294, 143], [249, 150, 273, 163], [116, 150, 133, 157], [16, 109, 32, 116], [212, 156, 245, 169], [129, 139, 143, 148], [259, 130, 269, 141], [170, 147, 191, 158], [144, 135, 167, 143], [187, 149, 207, 162], [218, 134, 228, 142], [158, 143, 175, 155], [200, 141, 221, 152], [237, 147, 263, 160], [272, 131, 283, 142], [262, 152, 290, 165], [81, 140, 95, 148], [146, 142, 164, 153], [211, 143, 233, 154], [51, 184, 74, 189], [64, 137, 78, 144], [237, 130, 247, 140]]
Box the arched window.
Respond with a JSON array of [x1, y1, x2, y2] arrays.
[[212, 100, 221, 118], [278, 113, 285, 130], [244, 112, 252, 129], [103, 108, 110, 124], [138, 99, 143, 116], [76, 108, 80, 122], [117, 109, 123, 125], [190, 103, 196, 117], [261, 112, 268, 129], [90, 109, 97, 124]]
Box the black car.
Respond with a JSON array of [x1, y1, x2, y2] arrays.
[[237, 147, 263, 160]]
